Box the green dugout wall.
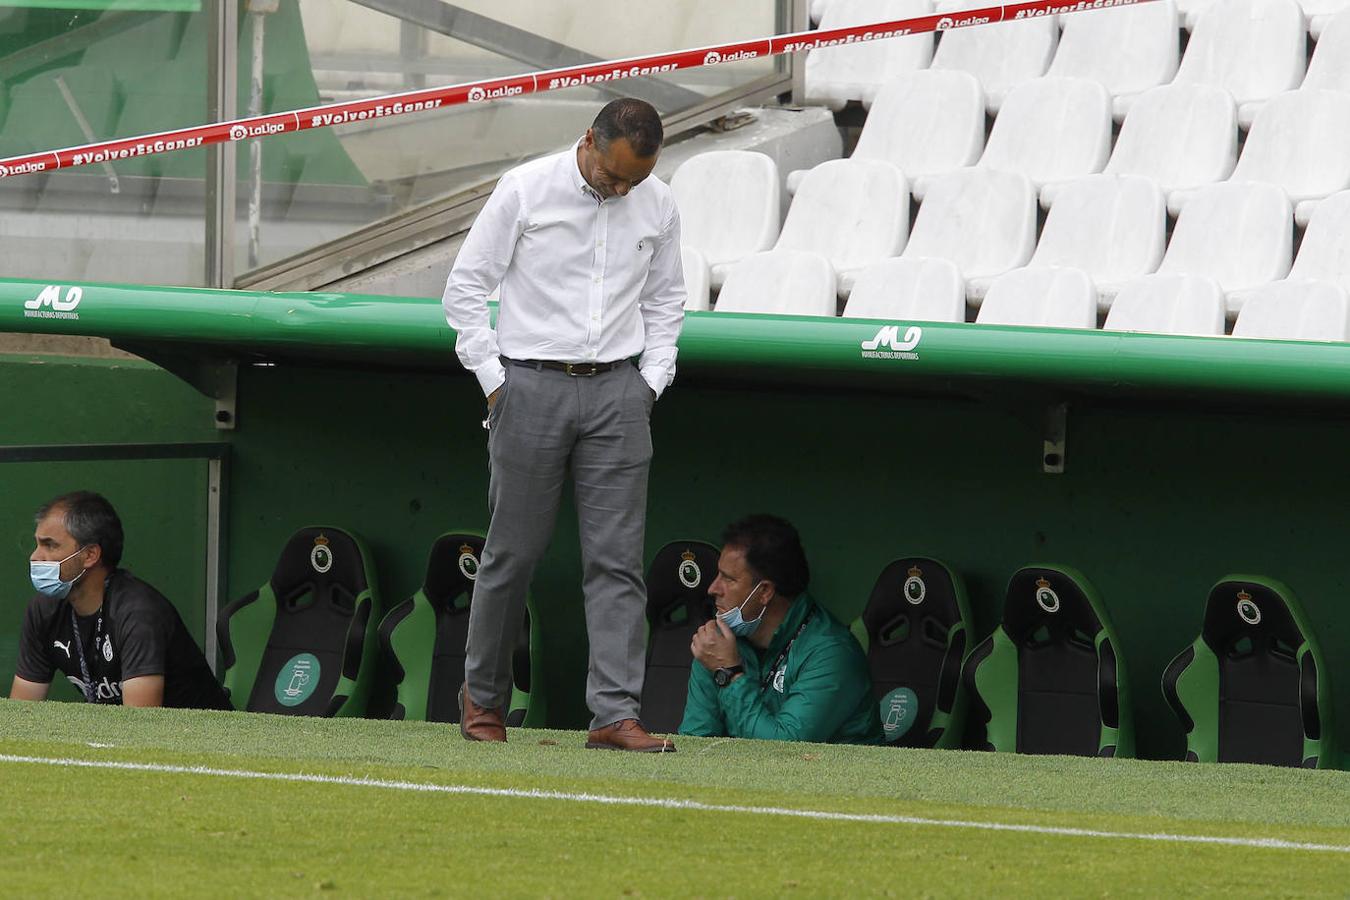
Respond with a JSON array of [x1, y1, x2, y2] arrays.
[[0, 355, 219, 700], [1, 277, 1348, 765]]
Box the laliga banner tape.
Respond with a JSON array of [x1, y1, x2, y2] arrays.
[[0, 0, 1158, 179]]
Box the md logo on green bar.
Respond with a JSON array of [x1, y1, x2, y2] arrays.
[[275, 653, 320, 707], [23, 285, 83, 321], [860, 324, 922, 360]]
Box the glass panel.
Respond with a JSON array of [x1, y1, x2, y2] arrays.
[[234, 0, 786, 274], [0, 1, 789, 289], [0, 3, 209, 287]]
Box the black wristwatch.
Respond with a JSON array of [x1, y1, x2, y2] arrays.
[[713, 664, 744, 687]]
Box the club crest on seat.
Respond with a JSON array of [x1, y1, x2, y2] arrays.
[[310, 534, 333, 573], [1034, 577, 1060, 614]]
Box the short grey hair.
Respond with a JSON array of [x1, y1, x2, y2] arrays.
[[36, 491, 124, 568]]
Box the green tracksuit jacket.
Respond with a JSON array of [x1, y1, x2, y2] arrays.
[[678, 593, 883, 745]]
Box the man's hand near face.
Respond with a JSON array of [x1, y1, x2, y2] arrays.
[[691, 618, 741, 674]]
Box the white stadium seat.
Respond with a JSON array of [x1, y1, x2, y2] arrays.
[[804, 0, 934, 110], [1156, 182, 1293, 305], [929, 4, 1057, 112], [975, 267, 1098, 329], [1300, 0, 1350, 38], [977, 76, 1113, 196], [1101, 84, 1237, 201], [714, 250, 838, 317], [671, 150, 781, 290], [903, 168, 1037, 300], [1046, 0, 1180, 121], [681, 246, 710, 312], [973, 174, 1165, 308], [1286, 190, 1350, 288], [1175, 0, 1306, 123], [1103, 274, 1227, 335], [1232, 280, 1350, 341], [841, 257, 966, 322], [1227, 90, 1350, 225], [791, 69, 983, 200], [1177, 0, 1218, 29], [1301, 11, 1350, 94], [774, 158, 909, 296]]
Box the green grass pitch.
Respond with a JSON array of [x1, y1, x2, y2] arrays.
[[0, 701, 1347, 897]]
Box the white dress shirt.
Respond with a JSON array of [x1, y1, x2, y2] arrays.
[[442, 141, 687, 398]]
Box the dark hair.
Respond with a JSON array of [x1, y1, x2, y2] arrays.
[[36, 491, 123, 569], [591, 98, 663, 158], [722, 514, 809, 598]]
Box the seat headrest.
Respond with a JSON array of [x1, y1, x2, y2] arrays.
[[272, 527, 369, 595], [1203, 578, 1303, 650], [1002, 566, 1105, 645], [863, 558, 963, 640], [423, 533, 485, 610], [645, 540, 720, 626]]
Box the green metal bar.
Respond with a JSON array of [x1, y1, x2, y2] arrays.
[[0, 442, 229, 463], [4, 278, 1350, 403]]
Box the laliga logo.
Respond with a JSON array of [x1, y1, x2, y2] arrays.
[[466, 84, 524, 102], [229, 122, 286, 140], [934, 13, 990, 29], [0, 159, 49, 177], [703, 49, 757, 65]]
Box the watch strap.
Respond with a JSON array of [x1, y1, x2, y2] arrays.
[[714, 664, 745, 687]]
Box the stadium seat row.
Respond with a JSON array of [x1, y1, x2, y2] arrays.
[[685, 138, 1350, 340], [807, 0, 1349, 124], [812, 0, 1350, 37], [675, 155, 1350, 340], [212, 529, 1338, 767], [644, 546, 1340, 767], [684, 1, 1350, 338], [215, 528, 541, 724]]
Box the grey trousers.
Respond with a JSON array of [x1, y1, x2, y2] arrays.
[[465, 359, 654, 729]]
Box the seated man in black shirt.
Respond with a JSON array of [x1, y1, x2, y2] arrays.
[[9, 490, 232, 710]]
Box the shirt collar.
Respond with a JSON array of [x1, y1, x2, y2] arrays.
[[570, 138, 603, 204]]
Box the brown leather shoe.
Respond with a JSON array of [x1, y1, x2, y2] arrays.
[[458, 684, 507, 742], [585, 718, 676, 752]]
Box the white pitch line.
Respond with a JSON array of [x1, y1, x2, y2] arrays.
[[1, 752, 1346, 855]]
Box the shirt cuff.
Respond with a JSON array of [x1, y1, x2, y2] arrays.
[[476, 359, 507, 397], [716, 669, 754, 712], [640, 366, 666, 400]]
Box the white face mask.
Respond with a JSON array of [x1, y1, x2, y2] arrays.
[[717, 580, 766, 637], [30, 546, 89, 600]]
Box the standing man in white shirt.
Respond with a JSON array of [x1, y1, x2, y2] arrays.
[[442, 98, 686, 752]]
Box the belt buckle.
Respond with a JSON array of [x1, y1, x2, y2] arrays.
[[564, 362, 598, 377]]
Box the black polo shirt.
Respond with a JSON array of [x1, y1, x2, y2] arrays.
[[15, 568, 232, 710]]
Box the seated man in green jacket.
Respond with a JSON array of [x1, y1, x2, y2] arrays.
[[679, 514, 882, 744]]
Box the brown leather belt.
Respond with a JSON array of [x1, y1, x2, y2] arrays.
[[503, 357, 633, 377]]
